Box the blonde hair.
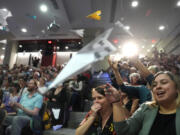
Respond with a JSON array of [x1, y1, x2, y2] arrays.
[[147, 71, 180, 108]]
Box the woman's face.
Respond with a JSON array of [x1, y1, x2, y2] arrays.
[[152, 74, 178, 105], [92, 90, 111, 110]]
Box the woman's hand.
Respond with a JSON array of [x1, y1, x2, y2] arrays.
[[91, 103, 101, 116], [108, 56, 119, 70], [104, 84, 122, 104]]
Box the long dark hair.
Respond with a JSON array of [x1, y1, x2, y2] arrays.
[[92, 86, 105, 96]]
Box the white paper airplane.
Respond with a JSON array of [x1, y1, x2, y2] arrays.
[[39, 21, 133, 94], [0, 9, 12, 26]]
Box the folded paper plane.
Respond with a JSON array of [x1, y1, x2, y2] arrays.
[[39, 21, 133, 94], [86, 10, 101, 21], [0, 9, 12, 26]]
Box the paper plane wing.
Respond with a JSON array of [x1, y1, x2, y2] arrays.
[[0, 9, 12, 26], [46, 21, 133, 91], [86, 10, 101, 21]]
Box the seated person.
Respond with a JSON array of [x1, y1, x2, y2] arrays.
[[1, 83, 20, 114], [3, 79, 43, 135], [76, 85, 120, 135], [0, 109, 6, 134], [112, 71, 180, 135]]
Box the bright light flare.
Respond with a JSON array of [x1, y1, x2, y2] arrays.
[[159, 25, 165, 31], [122, 42, 138, 57], [40, 4, 48, 12], [177, 1, 180, 7], [131, 1, 139, 7], [21, 28, 27, 33], [139, 54, 145, 58]]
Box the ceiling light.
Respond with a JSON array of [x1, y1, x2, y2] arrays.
[[21, 28, 27, 33], [142, 46, 144, 48], [177, 1, 180, 6], [131, 1, 139, 7], [158, 25, 165, 31], [124, 26, 130, 30], [0, 39, 7, 44], [40, 4, 48, 12], [152, 44, 155, 48], [2, 47, 5, 50], [65, 46, 69, 50], [19, 45, 22, 48], [1, 55, 4, 59], [147, 49, 150, 52]]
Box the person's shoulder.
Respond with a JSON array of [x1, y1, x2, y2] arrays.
[[35, 92, 43, 99], [139, 103, 154, 111]]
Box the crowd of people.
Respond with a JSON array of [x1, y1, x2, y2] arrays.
[[0, 49, 179, 135]]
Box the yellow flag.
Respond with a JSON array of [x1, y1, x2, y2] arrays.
[[86, 10, 101, 20]]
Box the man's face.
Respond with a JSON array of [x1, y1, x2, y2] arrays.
[[27, 80, 36, 92]]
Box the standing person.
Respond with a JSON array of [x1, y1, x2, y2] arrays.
[[3, 79, 43, 135], [109, 71, 180, 135], [46, 84, 67, 126], [76, 85, 118, 135]]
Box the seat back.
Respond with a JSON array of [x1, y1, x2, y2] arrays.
[[68, 112, 87, 128]]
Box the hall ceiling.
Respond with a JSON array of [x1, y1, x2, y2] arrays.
[[0, 0, 180, 51]]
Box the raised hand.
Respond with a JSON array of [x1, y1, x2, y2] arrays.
[[108, 56, 119, 70], [104, 83, 121, 104]]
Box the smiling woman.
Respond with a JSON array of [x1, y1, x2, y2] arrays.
[[151, 71, 180, 109], [75, 85, 117, 135], [112, 71, 180, 135]]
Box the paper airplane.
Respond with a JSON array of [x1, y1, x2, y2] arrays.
[[0, 9, 12, 26], [86, 10, 101, 21], [38, 21, 133, 94]]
